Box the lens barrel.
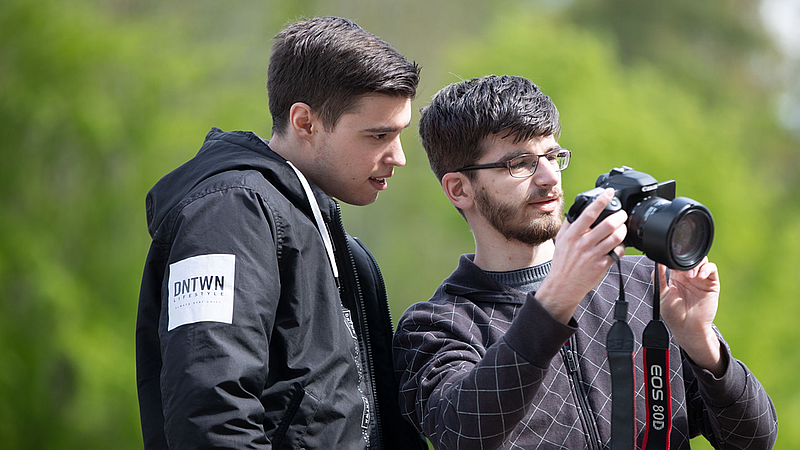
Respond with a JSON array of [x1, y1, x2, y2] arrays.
[[626, 197, 714, 270]]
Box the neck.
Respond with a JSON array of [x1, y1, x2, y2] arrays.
[[268, 132, 316, 178], [473, 233, 555, 272], [267, 132, 295, 163]]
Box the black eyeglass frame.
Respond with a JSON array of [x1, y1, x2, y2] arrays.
[[454, 148, 571, 178]]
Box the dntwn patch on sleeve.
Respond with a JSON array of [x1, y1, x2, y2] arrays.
[[167, 254, 235, 331]]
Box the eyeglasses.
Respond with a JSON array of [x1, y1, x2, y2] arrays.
[[454, 148, 571, 178]]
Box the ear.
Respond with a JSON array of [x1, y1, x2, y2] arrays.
[[288, 102, 318, 141], [442, 172, 474, 211]]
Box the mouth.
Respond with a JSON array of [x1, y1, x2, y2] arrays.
[[528, 195, 561, 212], [369, 176, 388, 190]]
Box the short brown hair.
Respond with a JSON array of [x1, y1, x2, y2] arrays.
[[268, 17, 420, 134]]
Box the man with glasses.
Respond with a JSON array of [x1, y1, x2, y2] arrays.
[[392, 75, 777, 449]]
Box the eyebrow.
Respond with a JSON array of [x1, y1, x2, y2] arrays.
[[362, 121, 412, 134], [497, 145, 561, 162]]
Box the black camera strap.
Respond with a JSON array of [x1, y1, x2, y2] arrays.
[[642, 264, 672, 449], [607, 257, 673, 450], [607, 253, 636, 450]]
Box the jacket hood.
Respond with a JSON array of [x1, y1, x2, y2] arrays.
[[442, 254, 528, 305], [145, 127, 315, 237]]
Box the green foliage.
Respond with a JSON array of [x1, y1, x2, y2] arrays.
[[1, 0, 797, 448], [0, 0, 275, 447]]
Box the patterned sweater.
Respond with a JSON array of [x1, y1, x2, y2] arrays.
[[393, 254, 778, 449]]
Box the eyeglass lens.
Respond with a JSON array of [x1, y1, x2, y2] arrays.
[[508, 151, 569, 177]]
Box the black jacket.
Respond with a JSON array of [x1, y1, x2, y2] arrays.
[[394, 254, 778, 449], [137, 128, 425, 449]]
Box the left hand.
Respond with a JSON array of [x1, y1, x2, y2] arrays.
[[656, 257, 725, 376]]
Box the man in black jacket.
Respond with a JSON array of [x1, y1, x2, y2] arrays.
[[393, 75, 778, 449], [136, 17, 426, 449]]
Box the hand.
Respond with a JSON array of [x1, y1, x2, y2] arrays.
[[537, 188, 628, 323], [656, 258, 725, 376]]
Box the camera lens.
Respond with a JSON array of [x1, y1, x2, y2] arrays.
[[627, 197, 714, 270], [670, 209, 712, 267]]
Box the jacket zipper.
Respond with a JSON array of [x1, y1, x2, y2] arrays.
[[562, 336, 602, 450], [356, 237, 393, 339], [332, 202, 382, 449]]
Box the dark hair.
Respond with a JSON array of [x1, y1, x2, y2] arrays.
[[268, 16, 420, 134], [419, 75, 561, 182]]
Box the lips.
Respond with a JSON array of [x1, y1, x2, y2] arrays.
[[369, 176, 388, 190], [530, 195, 558, 205], [528, 195, 561, 212]]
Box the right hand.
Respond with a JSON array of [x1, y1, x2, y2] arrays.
[[536, 188, 628, 323]]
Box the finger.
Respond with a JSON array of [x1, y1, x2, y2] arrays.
[[696, 259, 719, 282], [696, 258, 709, 278], [597, 209, 628, 233], [705, 262, 719, 282], [610, 244, 626, 262], [572, 188, 615, 229], [694, 258, 708, 278], [558, 215, 572, 235], [673, 261, 698, 278], [596, 220, 627, 257]]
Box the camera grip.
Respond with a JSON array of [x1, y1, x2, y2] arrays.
[[565, 188, 622, 228]]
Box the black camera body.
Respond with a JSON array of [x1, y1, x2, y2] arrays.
[[566, 166, 714, 270]]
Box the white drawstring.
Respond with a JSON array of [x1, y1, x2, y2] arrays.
[[286, 161, 340, 282]]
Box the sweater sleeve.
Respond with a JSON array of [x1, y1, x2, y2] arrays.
[[393, 292, 576, 450], [159, 186, 279, 449], [684, 334, 778, 449]]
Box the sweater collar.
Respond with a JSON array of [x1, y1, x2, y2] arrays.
[[442, 254, 532, 304]]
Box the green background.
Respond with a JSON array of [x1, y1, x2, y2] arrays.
[[2, 0, 798, 448]]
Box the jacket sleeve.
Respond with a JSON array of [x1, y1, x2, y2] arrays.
[[393, 293, 576, 450], [159, 186, 279, 449], [684, 334, 778, 449]]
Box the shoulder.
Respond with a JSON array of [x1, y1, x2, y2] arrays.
[[396, 286, 513, 341], [153, 169, 304, 252], [178, 168, 301, 223]]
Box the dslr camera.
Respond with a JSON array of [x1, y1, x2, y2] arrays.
[[565, 166, 714, 270]]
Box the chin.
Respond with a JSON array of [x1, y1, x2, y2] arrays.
[[338, 193, 379, 207]]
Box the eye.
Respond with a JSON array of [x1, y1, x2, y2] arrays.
[[371, 133, 387, 141], [509, 155, 534, 170]]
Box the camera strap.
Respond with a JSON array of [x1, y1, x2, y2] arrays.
[[642, 264, 672, 449], [607, 253, 636, 450], [607, 257, 673, 450]]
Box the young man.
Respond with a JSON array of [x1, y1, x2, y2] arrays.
[[136, 17, 426, 449], [393, 75, 778, 449]]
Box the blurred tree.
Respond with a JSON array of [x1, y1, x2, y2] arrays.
[[0, 0, 279, 448], [569, 0, 773, 97], [1, 0, 797, 449]]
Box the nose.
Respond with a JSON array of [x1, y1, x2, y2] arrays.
[[386, 136, 406, 167], [532, 157, 559, 188]]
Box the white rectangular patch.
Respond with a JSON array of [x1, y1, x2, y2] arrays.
[[167, 254, 235, 331]]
